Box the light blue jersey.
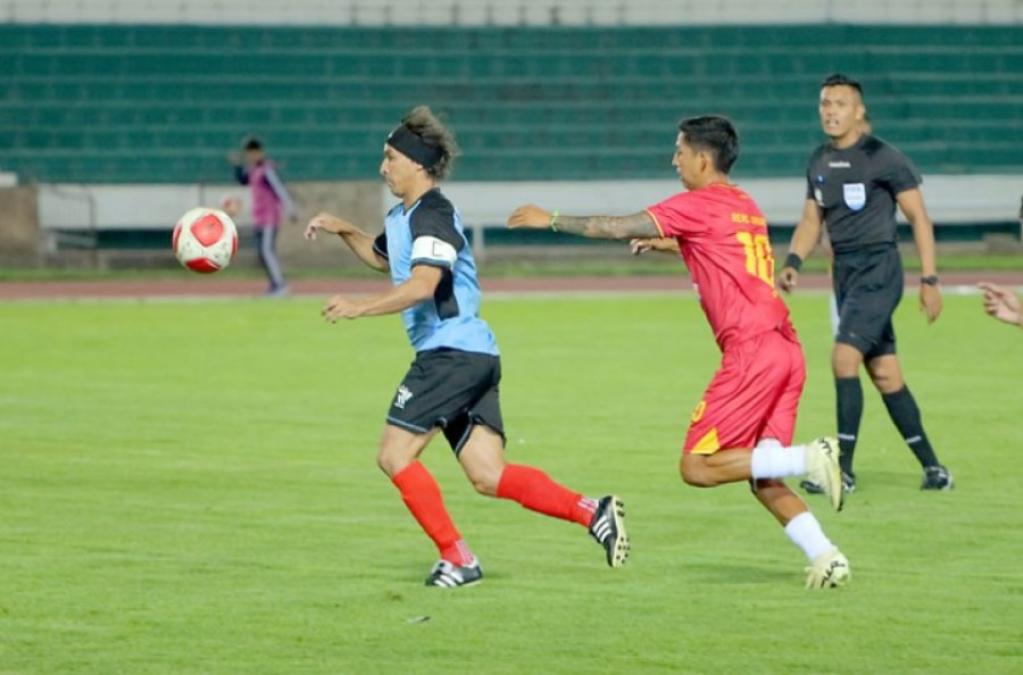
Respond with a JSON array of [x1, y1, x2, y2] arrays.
[[372, 188, 499, 356]]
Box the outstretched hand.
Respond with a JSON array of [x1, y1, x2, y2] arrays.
[[630, 238, 679, 255], [305, 212, 355, 240], [322, 294, 363, 322], [507, 204, 552, 230], [630, 238, 656, 255], [978, 282, 1021, 326]]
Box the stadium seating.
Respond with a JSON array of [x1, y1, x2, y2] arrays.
[[2, 24, 1022, 183]]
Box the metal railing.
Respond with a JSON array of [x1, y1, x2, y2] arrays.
[[2, 0, 1022, 25]]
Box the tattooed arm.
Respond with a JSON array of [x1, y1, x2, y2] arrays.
[[507, 204, 661, 240]]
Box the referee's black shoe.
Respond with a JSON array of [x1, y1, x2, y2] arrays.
[[588, 495, 630, 568], [921, 465, 954, 491]]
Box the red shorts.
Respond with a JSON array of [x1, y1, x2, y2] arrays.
[[683, 329, 806, 454]]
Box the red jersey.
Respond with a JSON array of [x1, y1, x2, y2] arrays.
[[646, 183, 794, 352]]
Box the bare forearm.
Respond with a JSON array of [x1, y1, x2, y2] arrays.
[[651, 240, 680, 254], [895, 189, 937, 277], [784, 199, 824, 264], [910, 217, 938, 276], [556, 212, 660, 240], [787, 220, 821, 261], [353, 279, 433, 317], [339, 229, 388, 272]]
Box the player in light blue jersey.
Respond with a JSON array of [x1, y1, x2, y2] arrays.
[[304, 106, 628, 587]]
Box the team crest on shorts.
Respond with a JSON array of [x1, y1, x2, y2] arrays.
[[395, 385, 413, 410], [843, 183, 866, 211], [691, 400, 707, 423]]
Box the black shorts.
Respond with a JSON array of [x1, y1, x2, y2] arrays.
[[386, 348, 505, 454], [832, 244, 903, 359]]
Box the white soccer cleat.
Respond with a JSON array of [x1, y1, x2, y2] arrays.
[[805, 548, 851, 589], [804, 436, 844, 511]]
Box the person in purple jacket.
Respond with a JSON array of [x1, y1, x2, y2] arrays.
[[232, 137, 296, 295]]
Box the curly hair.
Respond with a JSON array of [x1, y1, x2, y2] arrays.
[[400, 106, 461, 180]]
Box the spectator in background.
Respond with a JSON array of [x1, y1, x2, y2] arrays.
[[230, 137, 295, 296]]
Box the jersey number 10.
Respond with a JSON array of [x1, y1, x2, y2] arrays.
[[736, 232, 775, 286]]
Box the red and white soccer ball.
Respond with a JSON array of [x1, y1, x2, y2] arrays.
[[172, 208, 239, 273]]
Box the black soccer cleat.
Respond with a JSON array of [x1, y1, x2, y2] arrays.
[[588, 495, 630, 568], [921, 465, 954, 491], [799, 478, 825, 495], [801, 471, 856, 495], [424, 560, 483, 588]]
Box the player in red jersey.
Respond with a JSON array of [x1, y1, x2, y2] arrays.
[[508, 116, 850, 588]]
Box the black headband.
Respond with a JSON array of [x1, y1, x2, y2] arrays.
[[386, 126, 444, 170]]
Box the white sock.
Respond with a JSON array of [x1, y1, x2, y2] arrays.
[[750, 443, 807, 479], [784, 512, 834, 562]]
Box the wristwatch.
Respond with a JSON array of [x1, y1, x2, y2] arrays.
[[920, 275, 939, 286]]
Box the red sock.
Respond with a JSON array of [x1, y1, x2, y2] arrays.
[[392, 461, 474, 566], [496, 464, 596, 527]]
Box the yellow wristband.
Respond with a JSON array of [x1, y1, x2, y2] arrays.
[[549, 210, 559, 232]]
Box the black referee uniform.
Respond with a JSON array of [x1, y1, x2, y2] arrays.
[[806, 133, 951, 489], [807, 134, 917, 357]]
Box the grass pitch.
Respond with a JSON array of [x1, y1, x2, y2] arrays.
[[1, 292, 1021, 673]]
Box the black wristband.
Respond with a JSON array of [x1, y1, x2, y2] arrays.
[[920, 275, 939, 286], [783, 253, 803, 272]]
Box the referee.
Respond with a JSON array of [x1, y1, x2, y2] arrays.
[[779, 73, 953, 492]]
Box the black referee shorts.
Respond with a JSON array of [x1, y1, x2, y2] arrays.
[[385, 348, 505, 454], [833, 244, 903, 359]]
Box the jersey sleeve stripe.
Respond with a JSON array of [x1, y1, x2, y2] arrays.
[[645, 208, 666, 237]]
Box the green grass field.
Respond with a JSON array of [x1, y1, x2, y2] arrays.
[[2, 293, 1021, 674], [2, 251, 1022, 282]]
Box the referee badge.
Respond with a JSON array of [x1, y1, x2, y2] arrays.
[[843, 183, 866, 211]]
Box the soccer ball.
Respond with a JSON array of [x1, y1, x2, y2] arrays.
[[172, 208, 238, 273]]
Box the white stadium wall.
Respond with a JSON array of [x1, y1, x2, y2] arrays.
[[3, 0, 1023, 25], [38, 175, 1023, 232]]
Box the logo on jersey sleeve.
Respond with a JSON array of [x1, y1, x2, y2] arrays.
[[813, 175, 826, 207], [843, 183, 867, 211]]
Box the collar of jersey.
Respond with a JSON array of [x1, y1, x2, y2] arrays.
[[401, 187, 440, 215]]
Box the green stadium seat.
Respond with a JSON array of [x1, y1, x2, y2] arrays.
[[2, 24, 1022, 183]]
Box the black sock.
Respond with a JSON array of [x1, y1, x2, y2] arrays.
[[882, 386, 940, 469], [835, 377, 863, 476]]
